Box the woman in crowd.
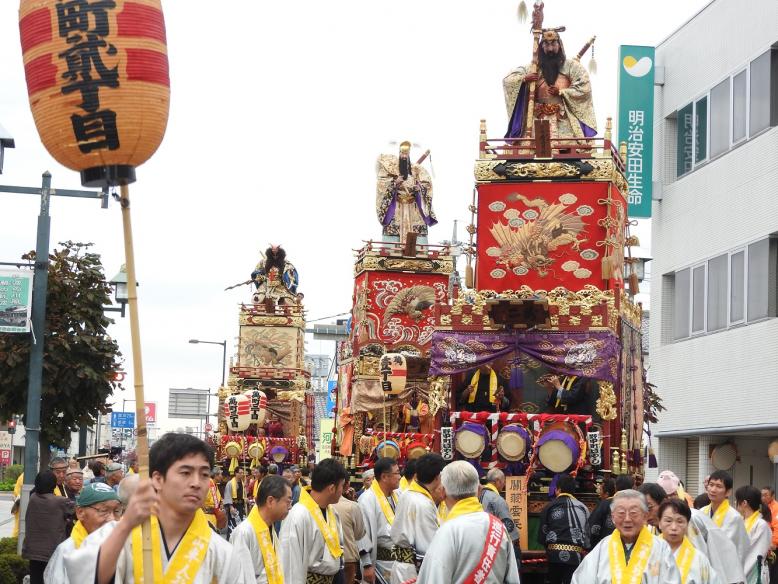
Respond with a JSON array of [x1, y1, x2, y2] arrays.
[[657, 498, 721, 584], [22, 470, 71, 584]]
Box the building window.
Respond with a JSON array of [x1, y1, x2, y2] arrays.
[[694, 97, 708, 164], [732, 69, 748, 143], [707, 254, 727, 331], [673, 46, 777, 178], [692, 264, 706, 333], [673, 268, 690, 340], [710, 79, 730, 158], [676, 104, 694, 177], [665, 238, 777, 342], [750, 49, 773, 136], [748, 239, 771, 320], [730, 250, 745, 323]]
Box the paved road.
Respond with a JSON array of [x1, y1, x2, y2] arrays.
[[0, 499, 14, 538]]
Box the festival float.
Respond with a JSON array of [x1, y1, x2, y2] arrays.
[[333, 1, 661, 577], [210, 246, 314, 473], [332, 141, 455, 471]]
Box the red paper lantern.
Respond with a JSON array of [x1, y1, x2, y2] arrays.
[[19, 0, 170, 187]]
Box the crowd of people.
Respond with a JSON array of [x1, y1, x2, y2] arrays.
[[12, 435, 778, 584], [538, 469, 777, 584]]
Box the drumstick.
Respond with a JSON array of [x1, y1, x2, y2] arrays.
[[416, 149, 431, 165]]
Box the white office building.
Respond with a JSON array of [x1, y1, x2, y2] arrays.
[[649, 0, 778, 495]]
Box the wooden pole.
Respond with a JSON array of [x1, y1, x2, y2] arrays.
[[119, 183, 154, 583]]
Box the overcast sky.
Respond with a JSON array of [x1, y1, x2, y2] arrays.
[[0, 0, 710, 431]]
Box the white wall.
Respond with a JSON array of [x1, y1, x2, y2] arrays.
[[648, 0, 778, 480]]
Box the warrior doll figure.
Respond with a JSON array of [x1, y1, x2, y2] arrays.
[[504, 27, 597, 141], [376, 141, 437, 244]]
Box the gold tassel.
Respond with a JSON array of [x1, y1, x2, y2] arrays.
[[517, 1, 528, 23], [465, 264, 474, 288], [601, 254, 613, 280]]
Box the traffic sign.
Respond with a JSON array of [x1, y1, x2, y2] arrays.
[[0, 450, 11, 465], [204, 423, 213, 432], [111, 412, 135, 429], [144, 402, 157, 423]]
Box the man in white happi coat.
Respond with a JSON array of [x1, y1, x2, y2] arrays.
[[735, 486, 772, 584], [702, 471, 749, 569], [231, 475, 292, 584], [359, 457, 401, 583], [571, 489, 681, 583], [416, 461, 521, 584], [280, 458, 348, 584], [63, 433, 252, 584], [390, 454, 445, 584], [44, 482, 122, 583]]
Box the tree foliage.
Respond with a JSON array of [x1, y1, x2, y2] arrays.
[[0, 242, 122, 467]]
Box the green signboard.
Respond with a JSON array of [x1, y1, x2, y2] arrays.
[[618, 45, 655, 218], [0, 270, 33, 333]]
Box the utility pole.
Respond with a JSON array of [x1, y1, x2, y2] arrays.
[[0, 172, 107, 552]]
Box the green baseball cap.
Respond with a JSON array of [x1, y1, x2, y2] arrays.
[[76, 482, 120, 507]]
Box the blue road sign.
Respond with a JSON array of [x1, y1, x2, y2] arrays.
[[111, 412, 135, 429]]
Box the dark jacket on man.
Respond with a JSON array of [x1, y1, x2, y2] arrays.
[[539, 493, 589, 566], [584, 497, 615, 550]]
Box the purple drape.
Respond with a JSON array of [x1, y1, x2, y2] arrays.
[[430, 329, 619, 383]]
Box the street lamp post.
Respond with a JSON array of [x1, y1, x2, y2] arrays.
[[188, 339, 227, 428]]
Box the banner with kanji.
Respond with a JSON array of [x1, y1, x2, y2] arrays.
[[618, 45, 655, 218]]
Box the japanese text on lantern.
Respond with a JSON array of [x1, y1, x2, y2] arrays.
[[505, 476, 528, 550], [56, 0, 120, 153], [626, 110, 644, 208]]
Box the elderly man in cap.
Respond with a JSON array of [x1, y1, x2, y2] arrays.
[[61, 467, 84, 500], [357, 468, 374, 500], [104, 463, 124, 493], [44, 482, 122, 583], [50, 456, 70, 497]]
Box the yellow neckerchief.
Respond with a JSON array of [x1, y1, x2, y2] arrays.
[[467, 368, 497, 404], [660, 535, 695, 584], [407, 480, 436, 506], [128, 468, 136, 475], [608, 526, 654, 584], [702, 499, 730, 528], [230, 477, 244, 500], [253, 476, 266, 499], [247, 506, 283, 584], [299, 487, 343, 559], [70, 520, 88, 549], [437, 500, 450, 523], [555, 375, 578, 408], [483, 483, 500, 496], [131, 509, 212, 583], [744, 510, 761, 534], [54, 485, 66, 497], [399, 476, 409, 492], [446, 496, 485, 523], [370, 478, 398, 525]]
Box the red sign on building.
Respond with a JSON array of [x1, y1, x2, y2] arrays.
[[144, 402, 157, 424]]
